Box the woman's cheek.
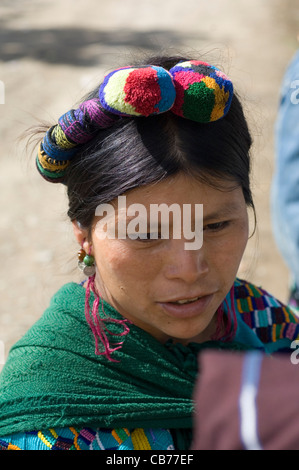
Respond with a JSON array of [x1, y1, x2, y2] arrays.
[[206, 229, 247, 274], [94, 242, 146, 286]]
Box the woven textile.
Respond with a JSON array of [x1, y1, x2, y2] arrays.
[[0, 282, 198, 447], [0, 427, 174, 451], [234, 278, 299, 345]]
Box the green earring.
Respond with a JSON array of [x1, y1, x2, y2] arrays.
[[78, 248, 95, 277]]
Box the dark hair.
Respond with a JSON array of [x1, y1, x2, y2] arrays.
[[64, 55, 253, 232]]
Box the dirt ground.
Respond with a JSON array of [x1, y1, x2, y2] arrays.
[[1, 0, 299, 360]]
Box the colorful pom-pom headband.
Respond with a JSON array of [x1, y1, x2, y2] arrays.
[[36, 60, 234, 183]]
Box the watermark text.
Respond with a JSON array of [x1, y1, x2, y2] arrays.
[[94, 196, 203, 250], [290, 339, 299, 364], [290, 80, 299, 104]]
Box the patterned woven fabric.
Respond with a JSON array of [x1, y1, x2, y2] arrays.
[[0, 427, 175, 451], [234, 279, 299, 344]]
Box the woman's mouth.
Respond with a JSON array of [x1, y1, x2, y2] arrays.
[[172, 296, 202, 305], [158, 293, 214, 318]]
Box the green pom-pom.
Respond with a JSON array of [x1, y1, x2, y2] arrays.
[[182, 81, 215, 123]]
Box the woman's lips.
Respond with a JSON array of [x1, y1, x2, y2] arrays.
[[157, 293, 214, 319]]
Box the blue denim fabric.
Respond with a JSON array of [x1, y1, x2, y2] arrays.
[[271, 50, 299, 288]]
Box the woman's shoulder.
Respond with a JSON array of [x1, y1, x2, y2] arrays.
[[0, 282, 91, 387], [0, 427, 175, 451], [30, 281, 87, 331], [234, 278, 299, 345], [48, 281, 86, 308]]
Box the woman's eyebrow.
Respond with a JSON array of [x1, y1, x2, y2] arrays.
[[203, 203, 242, 222], [114, 201, 242, 226]]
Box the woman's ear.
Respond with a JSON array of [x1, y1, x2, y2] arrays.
[[72, 220, 90, 253]]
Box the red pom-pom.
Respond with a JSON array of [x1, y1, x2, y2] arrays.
[[124, 68, 161, 116]]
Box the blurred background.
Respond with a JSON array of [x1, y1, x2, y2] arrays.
[[0, 0, 298, 357]]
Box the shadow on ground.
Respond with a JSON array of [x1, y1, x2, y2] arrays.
[[0, 27, 207, 66]]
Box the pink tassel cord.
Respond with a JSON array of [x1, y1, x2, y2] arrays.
[[84, 274, 131, 361]]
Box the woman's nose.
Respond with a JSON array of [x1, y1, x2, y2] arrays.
[[164, 240, 209, 283]]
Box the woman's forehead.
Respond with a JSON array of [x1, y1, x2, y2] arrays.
[[117, 173, 243, 205]]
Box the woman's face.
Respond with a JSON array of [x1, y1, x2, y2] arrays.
[[85, 173, 249, 344]]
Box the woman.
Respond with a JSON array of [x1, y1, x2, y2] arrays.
[[0, 56, 298, 451]]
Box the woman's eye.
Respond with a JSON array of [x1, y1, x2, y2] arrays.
[[127, 232, 162, 241], [142, 233, 162, 241], [204, 221, 230, 232]]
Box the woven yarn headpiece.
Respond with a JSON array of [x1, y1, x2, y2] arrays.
[[36, 60, 233, 183]]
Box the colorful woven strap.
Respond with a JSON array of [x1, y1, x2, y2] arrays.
[[36, 60, 234, 183], [235, 279, 299, 344], [0, 427, 175, 451]]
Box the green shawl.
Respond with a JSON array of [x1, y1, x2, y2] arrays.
[[0, 282, 248, 449]]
